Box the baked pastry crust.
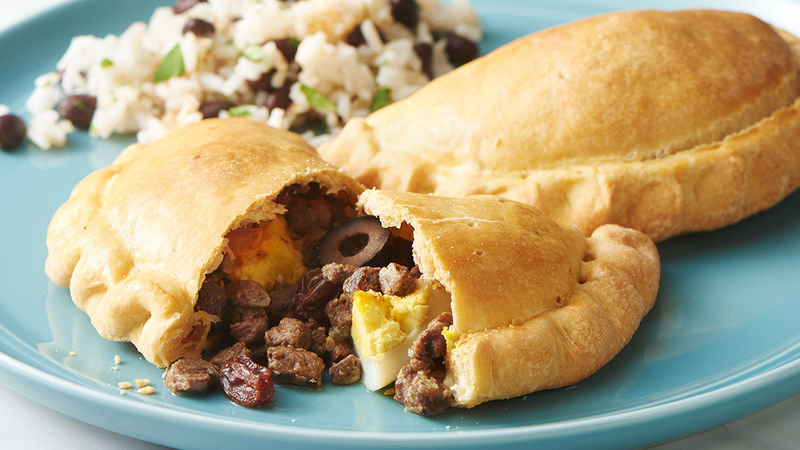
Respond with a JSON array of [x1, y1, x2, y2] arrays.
[[320, 9, 800, 241], [359, 190, 659, 407], [45, 117, 659, 404], [45, 118, 364, 367]]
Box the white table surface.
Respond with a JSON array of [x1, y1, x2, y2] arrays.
[[2, 1, 800, 448]]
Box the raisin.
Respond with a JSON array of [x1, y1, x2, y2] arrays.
[[292, 267, 341, 321], [218, 355, 275, 407]]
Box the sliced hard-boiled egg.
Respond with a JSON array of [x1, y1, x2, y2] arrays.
[[351, 280, 452, 391]]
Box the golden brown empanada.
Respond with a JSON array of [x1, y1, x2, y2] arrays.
[[358, 190, 659, 408], [45, 119, 659, 413], [45, 118, 364, 367], [319, 9, 800, 241]]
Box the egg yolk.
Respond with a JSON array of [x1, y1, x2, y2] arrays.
[[224, 217, 306, 290], [351, 287, 431, 360]]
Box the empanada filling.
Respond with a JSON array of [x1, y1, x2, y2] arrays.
[[170, 183, 454, 410]]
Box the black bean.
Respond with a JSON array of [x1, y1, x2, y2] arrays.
[[274, 38, 297, 63], [264, 83, 292, 111], [391, 0, 419, 31], [199, 100, 235, 119], [246, 69, 274, 92], [183, 18, 215, 37], [173, 0, 206, 14], [445, 34, 479, 67], [413, 42, 433, 79], [58, 95, 96, 130], [345, 25, 366, 47], [0, 114, 26, 151]]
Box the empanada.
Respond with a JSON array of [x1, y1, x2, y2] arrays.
[[45, 119, 659, 413], [319, 9, 800, 241], [356, 190, 659, 409], [45, 118, 364, 367]]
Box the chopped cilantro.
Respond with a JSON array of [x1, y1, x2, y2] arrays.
[[154, 44, 185, 83], [75, 101, 86, 111], [370, 87, 392, 112], [300, 84, 337, 113], [240, 45, 263, 62], [100, 58, 113, 69], [226, 105, 251, 117]]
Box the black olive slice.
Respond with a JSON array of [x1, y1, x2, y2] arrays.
[[317, 217, 390, 266]]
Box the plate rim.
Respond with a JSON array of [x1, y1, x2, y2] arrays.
[[3, 0, 800, 448], [3, 339, 800, 449]]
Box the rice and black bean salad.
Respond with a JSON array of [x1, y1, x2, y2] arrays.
[[10, 0, 481, 151]]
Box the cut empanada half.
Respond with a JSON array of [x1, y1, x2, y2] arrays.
[[45, 119, 659, 413], [45, 118, 365, 367], [319, 9, 800, 241], [354, 190, 659, 410]]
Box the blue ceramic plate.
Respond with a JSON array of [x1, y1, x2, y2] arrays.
[[2, 0, 800, 448]]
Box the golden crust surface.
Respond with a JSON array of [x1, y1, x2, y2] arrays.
[[319, 9, 800, 241], [358, 190, 585, 333], [45, 118, 364, 367], [443, 224, 660, 408], [358, 191, 659, 408]]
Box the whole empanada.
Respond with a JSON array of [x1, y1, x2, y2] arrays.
[[319, 9, 800, 241]]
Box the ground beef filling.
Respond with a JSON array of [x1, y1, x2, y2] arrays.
[[394, 312, 453, 416], [164, 183, 428, 407]]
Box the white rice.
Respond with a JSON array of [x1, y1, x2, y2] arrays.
[[26, 0, 481, 150]]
